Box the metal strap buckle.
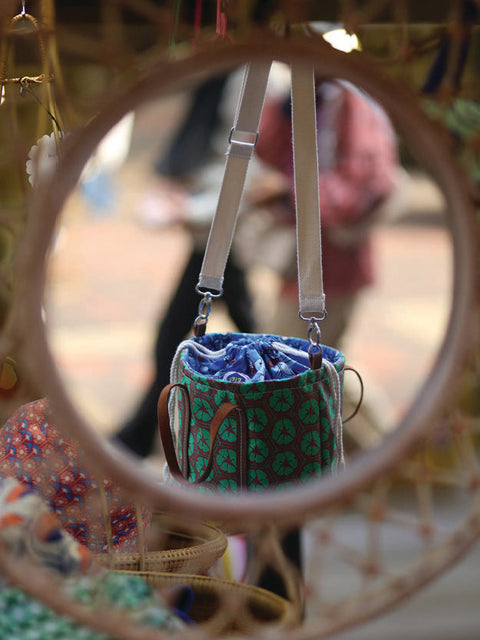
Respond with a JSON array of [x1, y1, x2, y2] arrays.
[[228, 127, 259, 159], [299, 310, 327, 323]]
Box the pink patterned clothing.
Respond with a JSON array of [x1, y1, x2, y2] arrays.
[[0, 398, 150, 553], [256, 81, 399, 300], [0, 476, 91, 575]]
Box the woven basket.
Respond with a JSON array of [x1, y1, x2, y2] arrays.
[[96, 509, 228, 575], [121, 570, 298, 634]]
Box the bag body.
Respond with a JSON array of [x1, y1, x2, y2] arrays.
[[161, 333, 345, 493]]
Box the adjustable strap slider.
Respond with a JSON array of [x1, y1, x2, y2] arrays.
[[227, 127, 259, 159]]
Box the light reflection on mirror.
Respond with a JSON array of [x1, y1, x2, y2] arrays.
[[44, 67, 452, 478]]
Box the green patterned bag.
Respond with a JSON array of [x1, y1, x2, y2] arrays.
[[158, 333, 345, 493]]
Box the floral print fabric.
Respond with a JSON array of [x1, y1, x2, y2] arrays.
[[0, 399, 150, 553]]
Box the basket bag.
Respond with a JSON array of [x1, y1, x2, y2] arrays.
[[120, 570, 298, 633], [158, 63, 354, 492], [95, 507, 228, 575]]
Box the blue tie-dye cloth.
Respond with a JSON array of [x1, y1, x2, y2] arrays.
[[181, 333, 339, 382]]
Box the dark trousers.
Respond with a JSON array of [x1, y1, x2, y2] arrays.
[[116, 249, 255, 457]]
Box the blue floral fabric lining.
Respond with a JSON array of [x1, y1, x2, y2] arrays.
[[182, 333, 342, 382]]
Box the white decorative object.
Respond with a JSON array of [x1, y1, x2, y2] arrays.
[[26, 132, 62, 187]]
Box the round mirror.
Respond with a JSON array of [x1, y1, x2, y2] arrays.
[[9, 36, 476, 526]]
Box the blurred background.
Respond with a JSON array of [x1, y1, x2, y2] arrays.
[[1, 1, 479, 638], [45, 86, 451, 442]]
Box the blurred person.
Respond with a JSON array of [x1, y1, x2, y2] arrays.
[[251, 77, 400, 348], [114, 72, 257, 458]]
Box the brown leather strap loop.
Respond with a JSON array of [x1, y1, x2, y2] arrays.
[[309, 349, 323, 370], [193, 318, 207, 337], [343, 365, 364, 423], [158, 384, 246, 487], [157, 383, 190, 482], [179, 387, 192, 478]]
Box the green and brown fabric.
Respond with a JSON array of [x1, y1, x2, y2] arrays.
[[158, 335, 345, 493]]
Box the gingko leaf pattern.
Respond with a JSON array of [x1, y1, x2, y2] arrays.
[[245, 407, 267, 432], [240, 382, 266, 401], [272, 418, 296, 445], [181, 377, 191, 392], [269, 389, 294, 412], [299, 399, 320, 424], [301, 430, 321, 456], [247, 469, 269, 490], [216, 450, 236, 474], [195, 457, 208, 476], [192, 398, 213, 422], [214, 390, 235, 406], [273, 451, 298, 476], [248, 439, 269, 463], [217, 478, 238, 491], [219, 418, 237, 443], [196, 428, 210, 453]]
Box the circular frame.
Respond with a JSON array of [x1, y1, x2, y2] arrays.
[[6, 35, 477, 528]]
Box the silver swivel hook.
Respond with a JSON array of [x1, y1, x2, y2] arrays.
[[193, 292, 213, 337]]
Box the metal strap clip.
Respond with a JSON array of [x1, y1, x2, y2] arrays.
[[193, 289, 221, 337], [307, 318, 323, 370]]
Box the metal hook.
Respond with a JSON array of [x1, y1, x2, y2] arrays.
[[307, 318, 323, 370], [196, 292, 212, 322], [193, 292, 213, 337], [307, 319, 322, 349]]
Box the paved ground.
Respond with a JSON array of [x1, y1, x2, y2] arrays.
[[304, 485, 480, 639]]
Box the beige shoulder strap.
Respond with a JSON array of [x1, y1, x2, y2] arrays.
[[197, 62, 325, 322]]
